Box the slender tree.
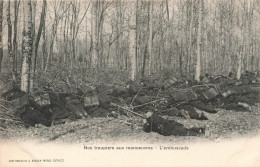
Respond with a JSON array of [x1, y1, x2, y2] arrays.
[[30, 0, 46, 91], [159, 1, 164, 71], [148, 0, 153, 75], [129, 1, 137, 81], [141, 2, 150, 77], [13, 0, 20, 74], [44, 1, 61, 72], [7, 0, 15, 81], [0, 0, 3, 73], [42, 12, 46, 70], [91, 1, 98, 68], [187, 0, 193, 74], [195, 0, 202, 82], [21, 0, 33, 93]]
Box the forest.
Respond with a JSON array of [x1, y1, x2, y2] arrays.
[[0, 0, 260, 142]]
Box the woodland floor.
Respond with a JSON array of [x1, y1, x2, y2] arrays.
[[0, 104, 259, 144], [0, 60, 260, 144]]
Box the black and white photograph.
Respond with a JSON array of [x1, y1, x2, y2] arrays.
[[0, 0, 260, 166]]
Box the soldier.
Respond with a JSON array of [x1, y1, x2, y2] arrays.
[[143, 112, 205, 136]]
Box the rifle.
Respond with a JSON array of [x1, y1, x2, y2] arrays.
[[110, 102, 145, 119]]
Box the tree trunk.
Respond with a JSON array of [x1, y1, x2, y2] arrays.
[[30, 0, 46, 91], [195, 0, 202, 82], [13, 0, 19, 75], [187, 0, 193, 74], [91, 1, 98, 68], [100, 17, 104, 67], [116, 0, 121, 69], [237, 0, 246, 80], [44, 24, 56, 72], [148, 0, 153, 75], [42, 15, 46, 70], [141, 4, 150, 77], [129, 1, 137, 81], [0, 0, 3, 73], [32, 0, 46, 73], [165, 0, 170, 68], [159, 2, 164, 71], [44, 8, 58, 72], [237, 53, 242, 79], [21, 0, 32, 93], [85, 0, 88, 64], [7, 0, 15, 81]]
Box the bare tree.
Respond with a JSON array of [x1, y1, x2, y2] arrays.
[[141, 2, 150, 77], [159, 1, 164, 71], [187, 0, 193, 74], [129, 1, 137, 81], [0, 0, 3, 73], [148, 0, 153, 75], [13, 0, 20, 74], [7, 0, 15, 81], [30, 0, 46, 91], [44, 1, 68, 72], [195, 0, 202, 82], [3, 0, 258, 87], [236, 0, 246, 80], [91, 1, 98, 68], [21, 0, 33, 93]]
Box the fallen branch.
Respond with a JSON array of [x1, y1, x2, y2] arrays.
[[133, 98, 166, 108], [49, 128, 80, 141], [111, 102, 145, 118], [49, 121, 106, 141]]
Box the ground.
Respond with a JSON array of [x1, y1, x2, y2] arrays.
[[0, 59, 259, 144], [0, 105, 259, 144]]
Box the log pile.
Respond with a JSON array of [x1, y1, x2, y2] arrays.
[[0, 71, 259, 136]]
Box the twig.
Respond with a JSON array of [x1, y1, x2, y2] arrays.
[[0, 118, 22, 123], [46, 64, 67, 87], [191, 84, 217, 90], [0, 80, 13, 90], [49, 123, 97, 141], [130, 87, 142, 105], [0, 103, 13, 112]]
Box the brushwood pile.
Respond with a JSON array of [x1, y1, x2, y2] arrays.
[[0, 71, 259, 136]]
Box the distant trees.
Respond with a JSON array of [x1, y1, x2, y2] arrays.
[[0, 0, 259, 88], [30, 0, 46, 91], [44, 1, 60, 72], [91, 1, 98, 68]]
